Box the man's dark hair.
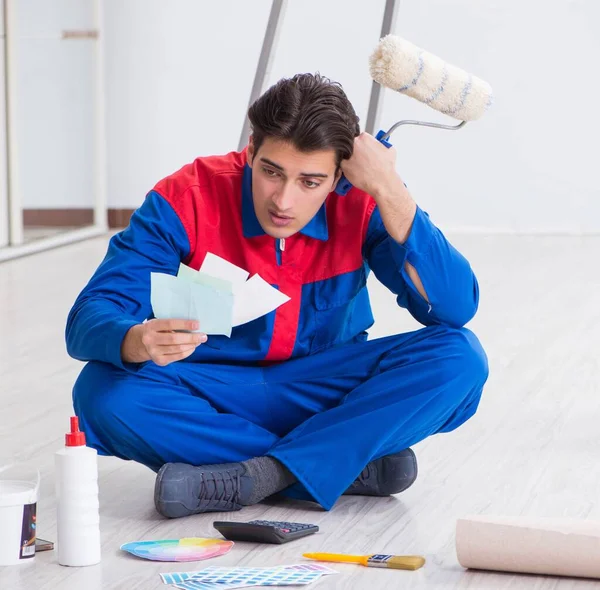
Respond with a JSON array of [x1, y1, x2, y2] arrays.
[[247, 73, 360, 168]]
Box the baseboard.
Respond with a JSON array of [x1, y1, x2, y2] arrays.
[[107, 209, 135, 228], [22, 209, 600, 236], [23, 208, 135, 229], [443, 226, 600, 236]]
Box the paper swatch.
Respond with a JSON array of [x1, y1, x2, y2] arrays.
[[161, 564, 337, 585], [233, 274, 290, 327], [177, 263, 233, 294], [161, 563, 337, 588], [199, 253, 249, 293], [150, 254, 290, 337], [120, 537, 233, 562], [150, 273, 233, 337]]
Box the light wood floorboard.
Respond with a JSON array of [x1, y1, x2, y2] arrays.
[[1, 233, 599, 589]]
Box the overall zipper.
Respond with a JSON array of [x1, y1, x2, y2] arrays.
[[275, 238, 285, 266]]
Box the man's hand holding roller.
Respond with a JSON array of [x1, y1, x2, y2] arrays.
[[340, 132, 428, 302]]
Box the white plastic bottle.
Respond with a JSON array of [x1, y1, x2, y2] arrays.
[[55, 416, 101, 566]]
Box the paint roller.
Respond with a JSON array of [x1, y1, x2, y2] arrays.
[[335, 35, 494, 195]]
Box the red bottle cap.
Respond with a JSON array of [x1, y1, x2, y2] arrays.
[[65, 416, 86, 447]]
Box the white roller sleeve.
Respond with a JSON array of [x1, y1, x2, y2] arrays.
[[456, 515, 600, 579], [369, 35, 494, 121]]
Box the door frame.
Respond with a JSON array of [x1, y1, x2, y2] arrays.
[[0, 0, 107, 262]]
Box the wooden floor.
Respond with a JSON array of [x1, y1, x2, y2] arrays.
[[1, 232, 599, 589]]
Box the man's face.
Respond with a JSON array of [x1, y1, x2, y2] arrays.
[[247, 137, 341, 239]]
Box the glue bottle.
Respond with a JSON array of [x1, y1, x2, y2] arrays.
[[55, 416, 101, 566]]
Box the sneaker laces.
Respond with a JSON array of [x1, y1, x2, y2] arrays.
[[198, 469, 241, 507]]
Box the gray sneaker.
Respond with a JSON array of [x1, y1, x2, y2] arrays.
[[154, 462, 254, 519], [344, 449, 418, 496]]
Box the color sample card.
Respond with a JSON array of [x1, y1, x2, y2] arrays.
[[198, 254, 291, 324], [151, 255, 290, 337], [161, 563, 338, 588], [199, 253, 249, 293], [173, 582, 244, 590], [173, 582, 246, 590], [120, 537, 233, 562], [150, 272, 234, 336], [231, 274, 290, 327]]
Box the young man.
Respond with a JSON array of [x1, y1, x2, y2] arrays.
[[67, 73, 488, 519]]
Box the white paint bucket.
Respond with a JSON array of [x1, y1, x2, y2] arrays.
[[0, 464, 40, 566]]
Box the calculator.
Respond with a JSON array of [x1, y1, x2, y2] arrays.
[[213, 520, 319, 544]]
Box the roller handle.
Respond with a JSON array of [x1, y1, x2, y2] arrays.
[[334, 130, 393, 196]]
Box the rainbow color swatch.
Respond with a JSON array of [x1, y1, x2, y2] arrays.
[[120, 537, 234, 562]]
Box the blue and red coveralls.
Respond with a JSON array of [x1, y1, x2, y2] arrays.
[[66, 149, 488, 510]]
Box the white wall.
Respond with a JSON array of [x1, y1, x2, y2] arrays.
[[383, 0, 600, 233], [264, 0, 387, 132], [103, 0, 388, 210], [103, 0, 272, 210], [80, 1, 600, 231], [13, 0, 97, 209], [0, 0, 8, 245]]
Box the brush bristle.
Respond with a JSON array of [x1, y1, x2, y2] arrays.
[[369, 35, 493, 121]]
